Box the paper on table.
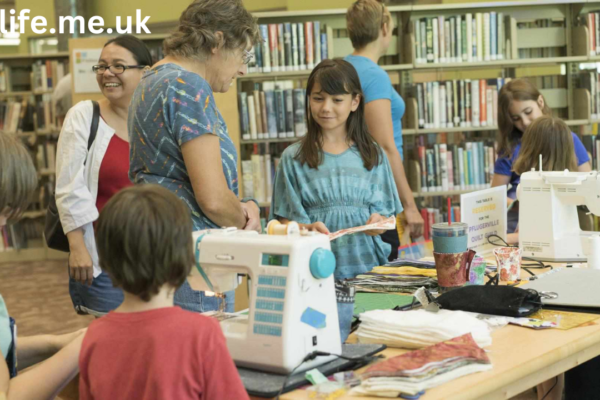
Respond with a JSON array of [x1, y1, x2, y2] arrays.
[[328, 216, 396, 241]]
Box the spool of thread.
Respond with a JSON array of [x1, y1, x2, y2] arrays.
[[267, 220, 300, 236], [588, 235, 600, 270]]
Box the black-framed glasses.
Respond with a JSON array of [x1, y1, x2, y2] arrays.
[[92, 64, 147, 75]]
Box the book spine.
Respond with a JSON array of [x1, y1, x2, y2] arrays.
[[260, 25, 272, 73], [248, 95, 257, 140], [490, 12, 497, 61], [305, 22, 314, 69], [239, 92, 250, 140], [426, 18, 434, 63], [314, 21, 321, 66], [415, 19, 423, 64], [298, 23, 306, 70], [466, 13, 473, 62], [285, 87, 294, 138], [284, 23, 293, 71], [268, 24, 279, 72], [483, 13, 491, 61], [291, 23, 299, 70], [278, 24, 286, 71], [292, 88, 306, 137]]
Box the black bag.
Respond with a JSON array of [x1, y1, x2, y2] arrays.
[[44, 101, 100, 252], [434, 285, 543, 318]]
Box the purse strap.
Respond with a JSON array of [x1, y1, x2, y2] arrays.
[[84, 100, 100, 166]]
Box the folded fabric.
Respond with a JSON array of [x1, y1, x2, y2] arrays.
[[371, 266, 437, 277], [357, 309, 492, 349], [351, 334, 492, 397]]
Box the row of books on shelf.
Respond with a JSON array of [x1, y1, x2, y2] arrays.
[[0, 99, 35, 133], [421, 206, 461, 241], [241, 154, 280, 204], [413, 78, 506, 130], [248, 22, 331, 74], [581, 11, 600, 56], [0, 219, 43, 252], [582, 135, 600, 171], [31, 60, 68, 93], [239, 81, 307, 140], [579, 70, 600, 120], [414, 12, 506, 65], [414, 142, 495, 193], [36, 142, 56, 172]]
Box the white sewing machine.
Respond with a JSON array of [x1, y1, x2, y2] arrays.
[[518, 169, 600, 267], [189, 228, 342, 374]]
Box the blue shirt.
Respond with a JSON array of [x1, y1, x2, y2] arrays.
[[344, 55, 405, 158], [494, 132, 590, 199], [128, 64, 239, 230], [269, 143, 403, 280]]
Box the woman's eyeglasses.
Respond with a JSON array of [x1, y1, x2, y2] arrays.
[[242, 50, 254, 65], [92, 64, 147, 75]]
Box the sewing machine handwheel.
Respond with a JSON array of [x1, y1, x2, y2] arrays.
[[310, 248, 336, 279]]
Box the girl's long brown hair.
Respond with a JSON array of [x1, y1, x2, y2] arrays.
[[296, 59, 382, 170], [512, 116, 578, 175], [497, 79, 552, 158]]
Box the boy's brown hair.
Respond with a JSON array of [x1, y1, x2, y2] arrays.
[[513, 116, 578, 175], [95, 185, 194, 302], [346, 0, 391, 50], [0, 132, 38, 220]]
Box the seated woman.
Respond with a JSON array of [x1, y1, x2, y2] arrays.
[[505, 115, 578, 245]]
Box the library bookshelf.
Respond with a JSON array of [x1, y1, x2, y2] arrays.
[[0, 51, 71, 263], [231, 1, 600, 233]]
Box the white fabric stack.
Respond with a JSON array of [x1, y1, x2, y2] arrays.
[[357, 309, 492, 349]]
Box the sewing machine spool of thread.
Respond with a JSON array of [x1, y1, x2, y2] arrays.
[[267, 220, 301, 236], [588, 235, 600, 270]]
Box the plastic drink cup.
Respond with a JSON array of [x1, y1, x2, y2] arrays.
[[432, 222, 468, 254]]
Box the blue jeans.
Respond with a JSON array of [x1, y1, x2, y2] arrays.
[[174, 280, 235, 313], [337, 301, 354, 343], [69, 271, 124, 317]]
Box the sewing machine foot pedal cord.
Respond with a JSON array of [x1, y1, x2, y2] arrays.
[[238, 343, 386, 398]]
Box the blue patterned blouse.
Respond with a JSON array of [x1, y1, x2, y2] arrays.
[[270, 142, 403, 280], [128, 64, 239, 230]]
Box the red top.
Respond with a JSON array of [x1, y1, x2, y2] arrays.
[[96, 134, 132, 215], [79, 307, 249, 400]]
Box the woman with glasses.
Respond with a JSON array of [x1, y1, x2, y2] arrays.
[[55, 34, 152, 316], [345, 0, 423, 260], [128, 0, 261, 313]]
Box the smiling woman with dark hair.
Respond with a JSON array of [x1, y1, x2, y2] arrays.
[[55, 34, 152, 317]]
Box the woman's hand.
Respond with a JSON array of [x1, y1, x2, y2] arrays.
[[241, 201, 262, 232], [302, 222, 330, 235], [364, 213, 386, 236], [69, 245, 93, 286], [404, 206, 424, 238]]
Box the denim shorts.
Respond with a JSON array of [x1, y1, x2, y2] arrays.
[[69, 271, 124, 317], [174, 280, 235, 313], [337, 301, 354, 343]]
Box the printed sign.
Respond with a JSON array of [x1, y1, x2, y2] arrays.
[[460, 186, 507, 255], [73, 48, 102, 93]]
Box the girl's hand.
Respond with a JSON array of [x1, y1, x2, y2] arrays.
[[241, 201, 262, 232], [364, 213, 386, 236], [303, 222, 330, 235], [69, 245, 93, 286]]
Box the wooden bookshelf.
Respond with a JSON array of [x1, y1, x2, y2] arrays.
[[232, 1, 600, 207], [0, 51, 70, 263]]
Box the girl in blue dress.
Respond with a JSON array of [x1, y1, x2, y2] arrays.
[[270, 59, 403, 341]]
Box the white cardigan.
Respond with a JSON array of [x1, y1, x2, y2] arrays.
[[55, 100, 117, 277]]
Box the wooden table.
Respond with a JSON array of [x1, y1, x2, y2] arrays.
[[270, 263, 600, 400]]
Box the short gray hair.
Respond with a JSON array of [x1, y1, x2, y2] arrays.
[[163, 0, 261, 61]]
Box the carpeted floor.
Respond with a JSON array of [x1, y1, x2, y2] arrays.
[[0, 259, 93, 337]]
